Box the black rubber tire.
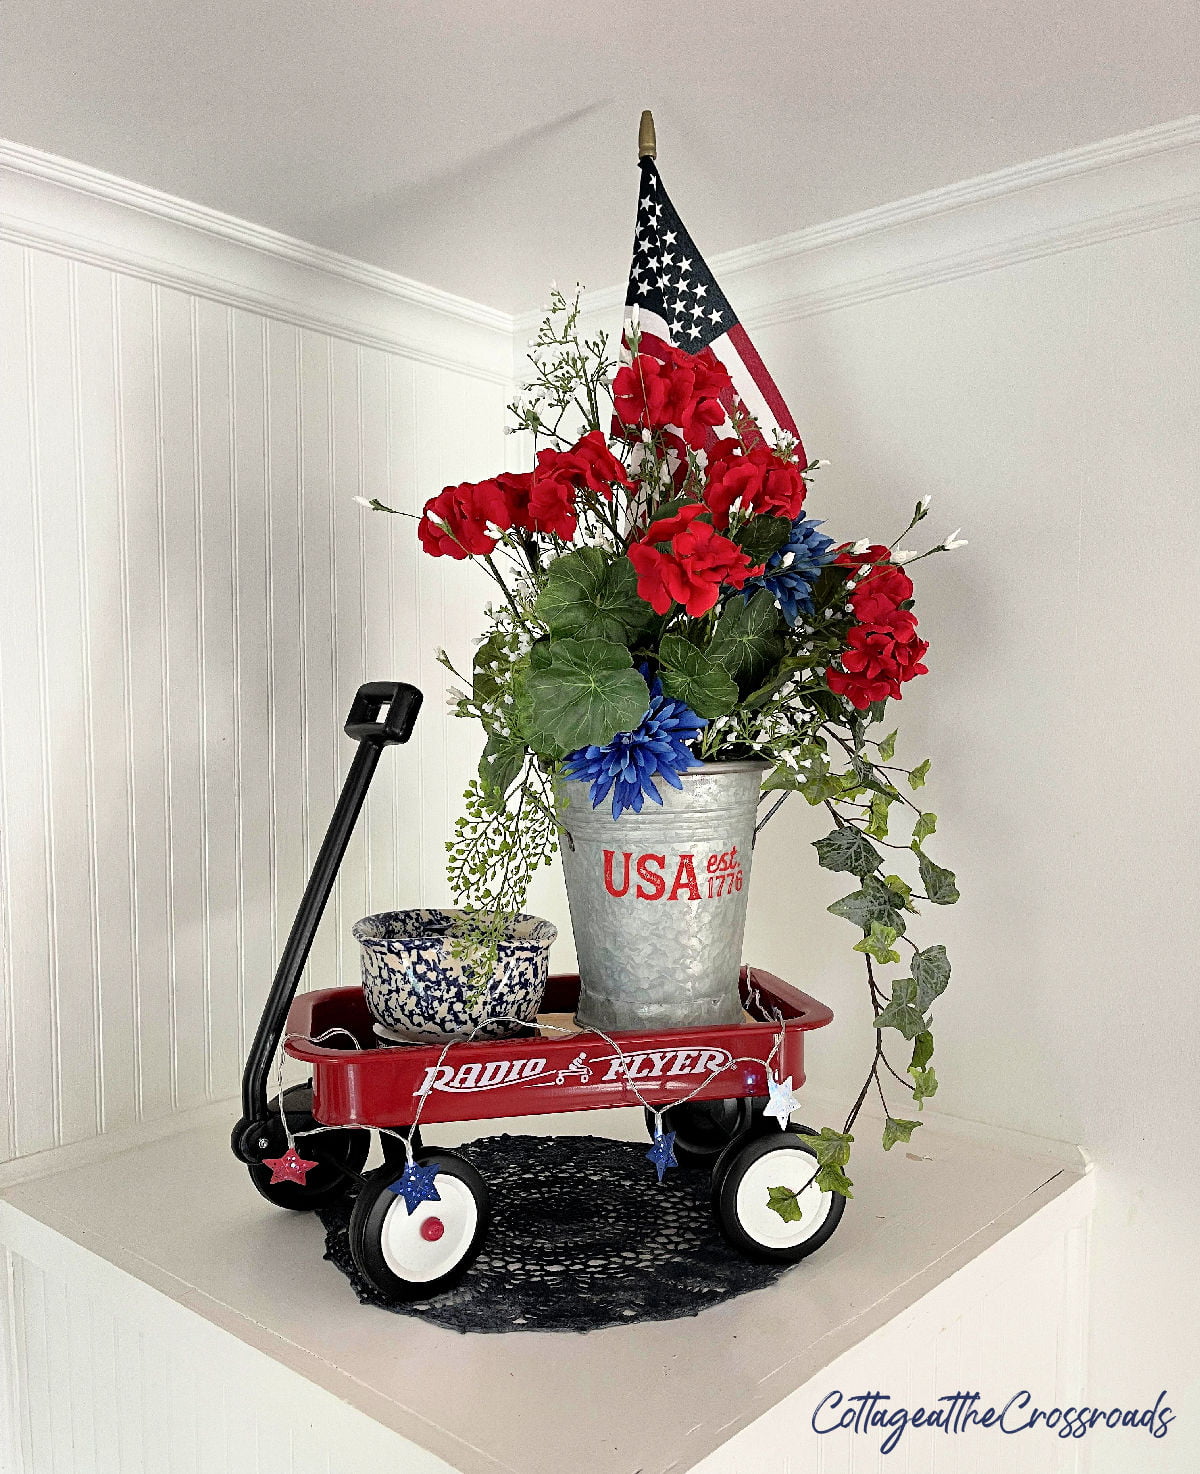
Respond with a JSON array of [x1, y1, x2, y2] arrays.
[[247, 1083, 370, 1212], [642, 1097, 756, 1168], [708, 1115, 818, 1200], [348, 1149, 489, 1302], [711, 1128, 845, 1264]]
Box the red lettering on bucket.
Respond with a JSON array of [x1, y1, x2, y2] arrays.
[[667, 854, 701, 901], [603, 849, 632, 897], [635, 853, 667, 900]]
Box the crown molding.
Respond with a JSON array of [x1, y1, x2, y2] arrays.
[[0, 138, 515, 382], [526, 113, 1200, 336]]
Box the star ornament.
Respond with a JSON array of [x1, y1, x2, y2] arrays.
[[262, 1144, 319, 1186], [646, 1129, 678, 1184], [387, 1160, 442, 1214], [764, 1074, 799, 1128]]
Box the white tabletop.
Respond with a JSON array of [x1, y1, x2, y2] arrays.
[[1, 1100, 1084, 1474]]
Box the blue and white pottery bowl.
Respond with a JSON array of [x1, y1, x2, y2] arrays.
[[353, 909, 557, 1042]]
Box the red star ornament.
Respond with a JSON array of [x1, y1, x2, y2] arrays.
[[262, 1145, 319, 1186]]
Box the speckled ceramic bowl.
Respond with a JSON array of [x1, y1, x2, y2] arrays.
[[353, 909, 557, 1042]]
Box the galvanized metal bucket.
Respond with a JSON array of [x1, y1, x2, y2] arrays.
[[559, 760, 768, 1032]]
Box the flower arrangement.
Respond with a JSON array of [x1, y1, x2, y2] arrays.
[[366, 288, 964, 1192]]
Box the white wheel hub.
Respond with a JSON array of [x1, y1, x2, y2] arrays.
[[379, 1173, 479, 1283], [734, 1144, 832, 1249]]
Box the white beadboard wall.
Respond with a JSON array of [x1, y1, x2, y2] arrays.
[[0, 152, 513, 1167]]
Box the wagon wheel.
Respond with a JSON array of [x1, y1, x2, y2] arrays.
[[642, 1097, 758, 1168], [247, 1082, 370, 1212], [711, 1128, 845, 1263], [380, 1126, 424, 1170], [348, 1149, 489, 1301]]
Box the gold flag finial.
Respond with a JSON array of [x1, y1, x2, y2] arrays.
[[638, 110, 657, 160]]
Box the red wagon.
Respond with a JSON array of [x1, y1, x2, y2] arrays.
[[233, 683, 845, 1301]]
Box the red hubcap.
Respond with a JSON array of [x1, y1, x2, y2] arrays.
[[420, 1216, 446, 1242]]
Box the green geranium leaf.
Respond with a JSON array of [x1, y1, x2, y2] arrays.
[[523, 639, 649, 758], [533, 548, 651, 644], [882, 1117, 922, 1151], [813, 826, 883, 877], [873, 978, 927, 1040], [657, 634, 739, 719], [909, 1065, 938, 1107], [916, 850, 960, 905], [854, 921, 901, 965], [911, 944, 951, 1011], [815, 1163, 855, 1198], [908, 758, 931, 790], [910, 1029, 934, 1071], [472, 630, 509, 707], [766, 1185, 804, 1223], [477, 732, 524, 798], [877, 729, 898, 762], [708, 589, 784, 682], [733, 514, 792, 565], [913, 811, 937, 844], [828, 873, 907, 934]]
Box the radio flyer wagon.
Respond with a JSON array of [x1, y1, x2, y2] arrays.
[[232, 682, 845, 1302]]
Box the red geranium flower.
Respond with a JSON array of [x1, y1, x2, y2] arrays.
[[703, 439, 808, 531], [826, 553, 928, 708], [628, 505, 759, 618], [613, 346, 733, 450], [418, 479, 514, 559], [538, 430, 633, 499]]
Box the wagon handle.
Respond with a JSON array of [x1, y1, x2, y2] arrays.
[[232, 681, 422, 1163]]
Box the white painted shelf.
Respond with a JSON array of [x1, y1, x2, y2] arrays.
[[0, 1103, 1092, 1474]]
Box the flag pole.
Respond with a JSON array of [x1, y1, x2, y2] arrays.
[[638, 110, 657, 160]]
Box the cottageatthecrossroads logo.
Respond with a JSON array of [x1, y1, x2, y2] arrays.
[[812, 1389, 1175, 1454]]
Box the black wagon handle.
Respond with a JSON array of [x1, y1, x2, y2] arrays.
[[232, 681, 422, 1163]]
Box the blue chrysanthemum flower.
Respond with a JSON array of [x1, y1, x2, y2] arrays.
[[564, 678, 707, 820], [751, 517, 835, 624]]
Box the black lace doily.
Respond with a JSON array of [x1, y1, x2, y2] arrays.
[[318, 1133, 791, 1333]]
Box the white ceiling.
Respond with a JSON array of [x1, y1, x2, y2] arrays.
[[2, 2, 1196, 313]]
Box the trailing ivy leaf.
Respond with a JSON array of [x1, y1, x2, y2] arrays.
[[733, 514, 792, 564], [911, 944, 951, 1011], [877, 729, 898, 762], [533, 548, 650, 644], [766, 1185, 804, 1223], [909, 1065, 938, 1107], [828, 873, 907, 934], [882, 1117, 922, 1151], [762, 764, 802, 793], [813, 826, 883, 877], [796, 1127, 854, 1167], [854, 921, 901, 965], [657, 634, 739, 718], [477, 732, 524, 798], [873, 979, 926, 1040], [910, 1030, 934, 1071], [799, 764, 845, 805], [866, 793, 892, 838], [913, 811, 937, 844], [816, 1163, 855, 1197], [883, 874, 917, 912], [523, 639, 649, 757], [916, 850, 960, 904], [908, 758, 931, 790], [708, 589, 784, 682]]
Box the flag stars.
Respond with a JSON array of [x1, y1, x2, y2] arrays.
[[663, 229, 677, 245], [709, 307, 723, 323]]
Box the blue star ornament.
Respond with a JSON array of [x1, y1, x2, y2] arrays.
[[646, 1128, 678, 1183], [764, 1074, 799, 1128], [387, 1159, 442, 1213]]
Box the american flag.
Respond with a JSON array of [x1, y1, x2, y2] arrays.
[[624, 155, 805, 462]]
